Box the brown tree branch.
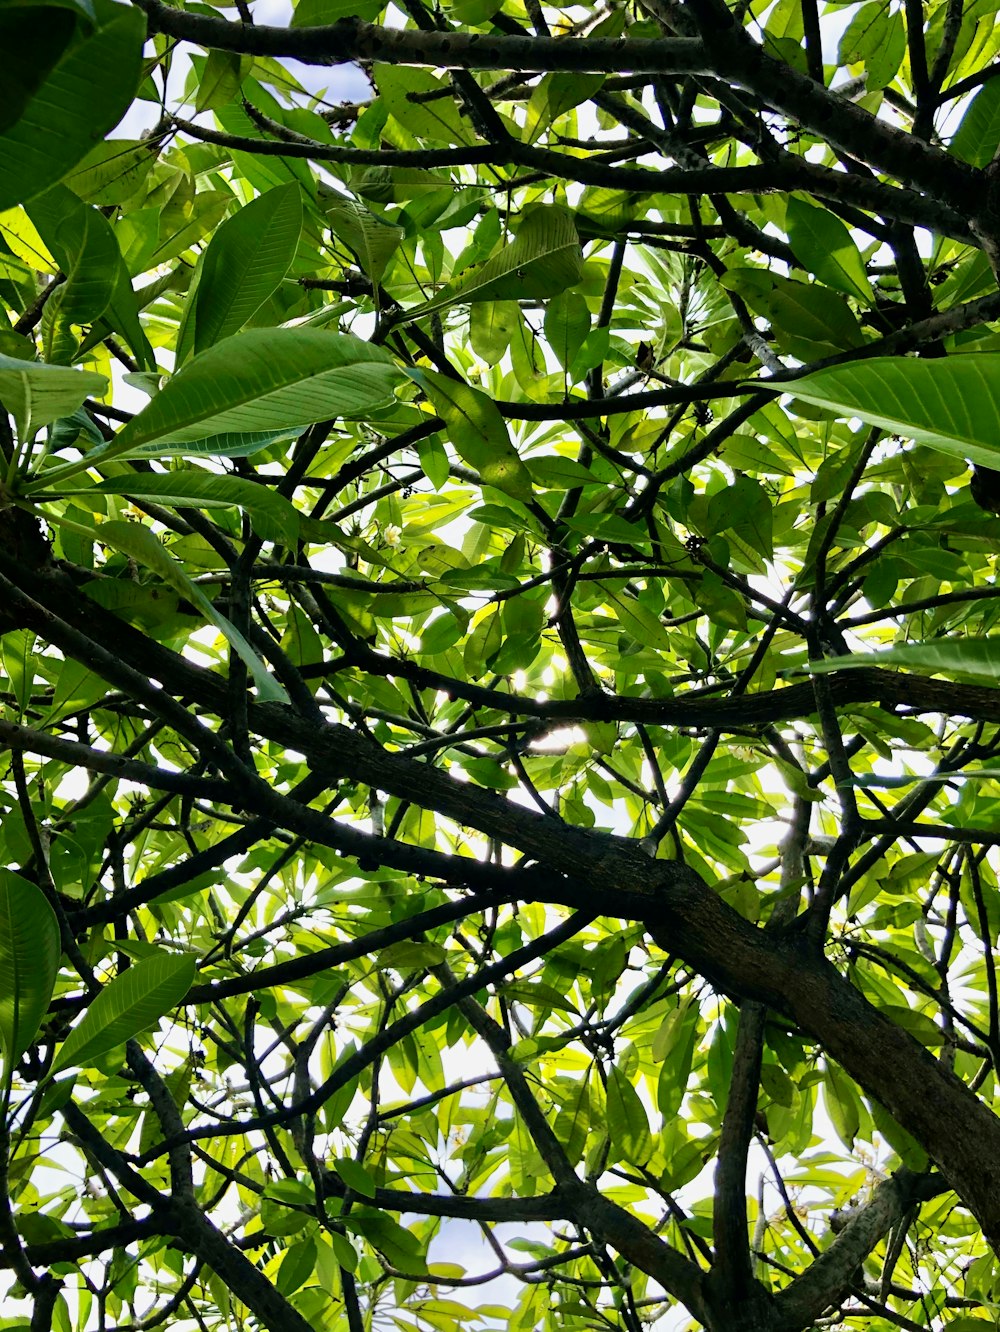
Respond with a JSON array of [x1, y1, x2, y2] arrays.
[[134, 3, 709, 73]]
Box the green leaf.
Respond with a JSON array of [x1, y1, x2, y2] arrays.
[[402, 205, 583, 323], [53, 329, 402, 464], [469, 301, 520, 365], [27, 185, 121, 353], [277, 1238, 317, 1296], [783, 355, 1000, 472], [606, 1063, 652, 1165], [215, 94, 315, 197], [343, 1208, 426, 1274], [599, 583, 672, 651], [117, 427, 304, 462], [526, 72, 605, 142], [351, 164, 449, 204], [56, 469, 301, 547], [188, 183, 303, 357], [723, 269, 864, 360], [552, 1078, 591, 1166], [655, 1007, 698, 1119], [0, 353, 107, 440], [708, 475, 773, 563], [93, 520, 290, 703], [416, 369, 533, 501], [90, 261, 157, 373], [0, 5, 78, 135], [823, 1061, 861, 1148], [526, 455, 601, 489], [333, 1158, 377, 1199], [785, 197, 873, 305], [292, 0, 381, 21], [322, 193, 403, 288], [375, 65, 471, 146], [0, 870, 60, 1076], [760, 1061, 795, 1107], [326, 1230, 359, 1272], [62, 138, 158, 207], [193, 49, 245, 115], [838, 0, 905, 88], [0, 0, 145, 211], [950, 79, 1000, 167], [416, 434, 449, 489], [544, 291, 591, 371], [260, 1179, 314, 1235], [809, 636, 1000, 683], [51, 950, 195, 1074], [869, 1098, 929, 1170]]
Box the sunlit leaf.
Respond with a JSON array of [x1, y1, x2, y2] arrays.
[[415, 368, 533, 501], [44, 328, 402, 466], [0, 353, 106, 440], [0, 870, 60, 1076], [785, 355, 1000, 470], [93, 519, 290, 703], [401, 204, 583, 323], [52, 468, 300, 547], [187, 182, 303, 357], [51, 951, 195, 1074], [809, 636, 1000, 682]]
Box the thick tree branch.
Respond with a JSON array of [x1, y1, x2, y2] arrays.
[[775, 1171, 949, 1329], [709, 1003, 768, 1314], [134, 3, 709, 73]]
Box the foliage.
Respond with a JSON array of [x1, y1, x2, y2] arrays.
[[5, 1, 1000, 1330]]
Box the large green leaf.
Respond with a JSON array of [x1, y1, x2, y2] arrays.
[[785, 197, 873, 305], [0, 353, 107, 440], [39, 329, 402, 477], [606, 1063, 652, 1165], [784, 355, 1000, 471], [27, 185, 121, 357], [0, 870, 60, 1077], [949, 79, 1000, 168], [724, 269, 864, 360], [51, 950, 196, 1074], [92, 519, 290, 703], [416, 369, 533, 501], [118, 427, 304, 462], [810, 637, 1000, 683], [187, 183, 304, 358], [50, 469, 300, 547], [100, 262, 158, 372], [0, 4, 78, 135], [599, 583, 673, 651], [526, 73, 606, 142], [837, 0, 905, 87], [375, 65, 471, 146], [824, 1061, 861, 1149], [192, 49, 245, 114], [470, 301, 520, 365], [401, 205, 583, 323], [0, 0, 145, 211], [62, 138, 158, 207]]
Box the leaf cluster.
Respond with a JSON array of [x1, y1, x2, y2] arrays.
[[3, 1, 1000, 1331]]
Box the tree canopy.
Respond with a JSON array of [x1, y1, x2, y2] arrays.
[[5, 1, 1000, 1329]]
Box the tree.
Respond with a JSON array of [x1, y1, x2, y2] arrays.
[[4, 0, 1000, 1328]]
